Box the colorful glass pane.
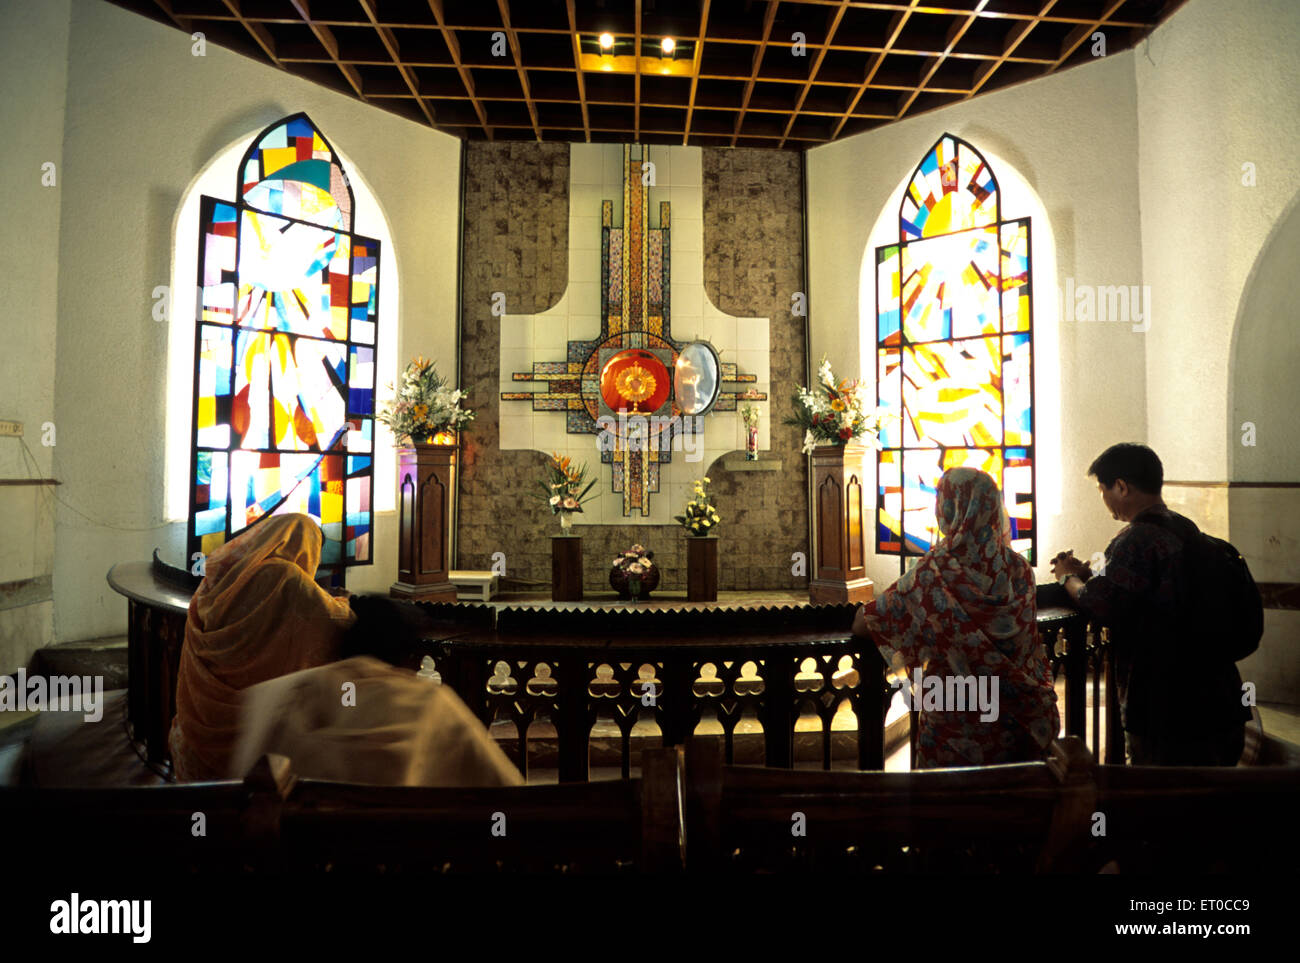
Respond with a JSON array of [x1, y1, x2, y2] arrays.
[[193, 451, 229, 551], [1005, 446, 1034, 557], [237, 210, 349, 340], [1000, 219, 1031, 333], [190, 114, 377, 566], [240, 115, 351, 230], [350, 241, 379, 345], [877, 347, 902, 448], [1003, 333, 1032, 446], [195, 325, 232, 449], [230, 331, 347, 452], [877, 449, 902, 553], [348, 345, 374, 416], [199, 197, 237, 325], [346, 417, 373, 453], [901, 338, 1003, 448], [876, 135, 1034, 566], [900, 135, 998, 240], [877, 245, 901, 345], [900, 227, 1001, 341]]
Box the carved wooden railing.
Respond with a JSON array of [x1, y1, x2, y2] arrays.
[[426, 602, 893, 782], [425, 598, 1121, 781], [1038, 606, 1124, 763], [108, 562, 1122, 773]]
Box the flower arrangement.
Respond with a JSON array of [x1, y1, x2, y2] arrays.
[[377, 356, 475, 444], [536, 452, 597, 516], [610, 543, 658, 600], [611, 543, 654, 577], [674, 477, 721, 537], [739, 402, 761, 429], [786, 356, 882, 455]]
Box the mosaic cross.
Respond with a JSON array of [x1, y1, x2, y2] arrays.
[[501, 144, 764, 516]]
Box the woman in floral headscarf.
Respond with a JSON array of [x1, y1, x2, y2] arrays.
[[852, 467, 1059, 768], [169, 514, 354, 781]]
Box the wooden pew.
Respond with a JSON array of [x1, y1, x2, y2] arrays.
[[0, 776, 255, 875], [0, 749, 685, 876], [267, 747, 686, 874], [683, 736, 1095, 873], [6, 741, 1294, 875], [1089, 763, 1300, 873]]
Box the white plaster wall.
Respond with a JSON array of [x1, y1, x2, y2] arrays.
[[1136, 0, 1300, 705], [50, 0, 461, 642], [1229, 486, 1300, 704], [499, 143, 769, 526], [1136, 0, 1300, 484], [0, 0, 71, 671], [1227, 198, 1300, 482], [806, 50, 1145, 588]]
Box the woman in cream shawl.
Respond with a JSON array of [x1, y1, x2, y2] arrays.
[[170, 513, 521, 788], [852, 468, 1059, 768], [169, 514, 354, 781]]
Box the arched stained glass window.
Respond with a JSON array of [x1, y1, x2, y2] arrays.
[[189, 113, 380, 567], [875, 134, 1034, 569]]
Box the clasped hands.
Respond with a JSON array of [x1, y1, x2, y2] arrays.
[[1049, 549, 1092, 583]]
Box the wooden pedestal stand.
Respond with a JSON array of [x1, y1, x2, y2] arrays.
[[551, 535, 584, 602], [391, 443, 460, 602], [686, 536, 718, 602], [808, 443, 874, 605]]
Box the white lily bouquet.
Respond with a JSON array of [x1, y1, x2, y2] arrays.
[[788, 357, 883, 455]]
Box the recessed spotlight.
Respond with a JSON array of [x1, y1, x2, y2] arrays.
[[661, 37, 675, 55], [599, 32, 614, 50]]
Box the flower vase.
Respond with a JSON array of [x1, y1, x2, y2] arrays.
[[746, 424, 759, 461], [610, 562, 659, 600], [628, 575, 642, 603], [559, 512, 573, 534]]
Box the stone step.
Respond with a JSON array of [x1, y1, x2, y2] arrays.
[[29, 636, 128, 692]]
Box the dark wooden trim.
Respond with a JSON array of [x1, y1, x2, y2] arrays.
[[0, 575, 53, 611], [1258, 582, 1300, 611], [0, 478, 60, 486], [1163, 480, 1300, 488]]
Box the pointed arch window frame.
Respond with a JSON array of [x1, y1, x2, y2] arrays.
[[873, 133, 1037, 572], [186, 112, 381, 569]]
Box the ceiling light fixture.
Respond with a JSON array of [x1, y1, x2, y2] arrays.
[[598, 32, 615, 50], [661, 37, 675, 56]]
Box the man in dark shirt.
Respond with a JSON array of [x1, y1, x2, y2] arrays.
[[1050, 443, 1249, 765]]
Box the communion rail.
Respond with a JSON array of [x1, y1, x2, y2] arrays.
[[107, 560, 1118, 774], [424, 594, 1122, 780]]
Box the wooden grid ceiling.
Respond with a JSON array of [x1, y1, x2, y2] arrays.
[[109, 0, 1186, 149]]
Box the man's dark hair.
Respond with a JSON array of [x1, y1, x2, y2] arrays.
[[1088, 443, 1163, 494], [341, 594, 438, 669]]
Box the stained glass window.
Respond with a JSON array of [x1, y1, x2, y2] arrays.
[[875, 134, 1035, 567], [189, 113, 380, 567]]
